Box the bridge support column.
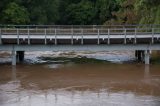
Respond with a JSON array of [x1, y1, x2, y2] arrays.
[[145, 50, 150, 65], [12, 50, 16, 66], [135, 50, 138, 59], [16, 51, 25, 63], [135, 50, 144, 62]]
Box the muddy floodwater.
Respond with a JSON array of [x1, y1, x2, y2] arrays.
[[0, 63, 160, 106], [0, 51, 160, 106]]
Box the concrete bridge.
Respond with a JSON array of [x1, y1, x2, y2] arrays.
[[0, 25, 160, 65]]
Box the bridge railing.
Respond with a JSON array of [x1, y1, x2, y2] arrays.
[[1, 24, 160, 29], [0, 25, 160, 35]]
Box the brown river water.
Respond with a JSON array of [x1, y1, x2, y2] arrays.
[[0, 51, 160, 106]]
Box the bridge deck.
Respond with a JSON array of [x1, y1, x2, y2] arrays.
[[0, 26, 160, 45]]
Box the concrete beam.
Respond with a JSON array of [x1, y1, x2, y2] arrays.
[[0, 44, 160, 52]]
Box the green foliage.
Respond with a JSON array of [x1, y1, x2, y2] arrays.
[[24, 0, 59, 24], [96, 0, 118, 24], [108, 0, 139, 24], [154, 7, 160, 24], [0, 0, 159, 25], [1, 2, 29, 24], [65, 0, 95, 25], [135, 0, 160, 24], [106, 0, 160, 25]]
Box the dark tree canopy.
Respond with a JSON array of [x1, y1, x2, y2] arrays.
[[0, 0, 159, 25], [1, 2, 30, 24]]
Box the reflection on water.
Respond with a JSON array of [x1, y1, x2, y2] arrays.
[[1, 90, 160, 106], [144, 65, 150, 80], [0, 64, 160, 106], [12, 66, 17, 81]]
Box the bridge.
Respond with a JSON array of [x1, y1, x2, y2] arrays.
[[0, 25, 160, 65]]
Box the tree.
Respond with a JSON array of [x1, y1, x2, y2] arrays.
[[0, 0, 159, 25], [95, 0, 119, 24], [105, 0, 138, 24], [45, 0, 60, 24], [135, 0, 160, 24], [65, 0, 95, 25], [154, 7, 160, 24], [22, 0, 60, 24], [1, 2, 30, 24]]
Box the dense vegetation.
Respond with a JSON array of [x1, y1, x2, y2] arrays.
[[0, 0, 159, 25]]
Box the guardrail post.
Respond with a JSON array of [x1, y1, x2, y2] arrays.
[[152, 28, 154, 44], [108, 29, 110, 44], [97, 29, 100, 45], [28, 28, 30, 44], [81, 29, 84, 45], [0, 28, 2, 44], [124, 29, 126, 44], [17, 29, 19, 45], [45, 29, 47, 45], [71, 28, 73, 45], [134, 28, 137, 44], [55, 29, 57, 45]]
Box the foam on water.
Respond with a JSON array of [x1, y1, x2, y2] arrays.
[[0, 51, 135, 64]]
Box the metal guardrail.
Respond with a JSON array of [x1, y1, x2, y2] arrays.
[[0, 25, 160, 45], [0, 27, 160, 35]]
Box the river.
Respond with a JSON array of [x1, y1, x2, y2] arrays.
[[0, 51, 160, 106]]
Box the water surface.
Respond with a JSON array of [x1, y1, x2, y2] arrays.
[[0, 63, 160, 106]]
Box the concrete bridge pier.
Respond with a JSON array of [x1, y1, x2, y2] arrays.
[[16, 51, 25, 63], [144, 50, 150, 65], [12, 50, 25, 65], [135, 50, 150, 64], [12, 50, 16, 66], [135, 50, 145, 62]]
